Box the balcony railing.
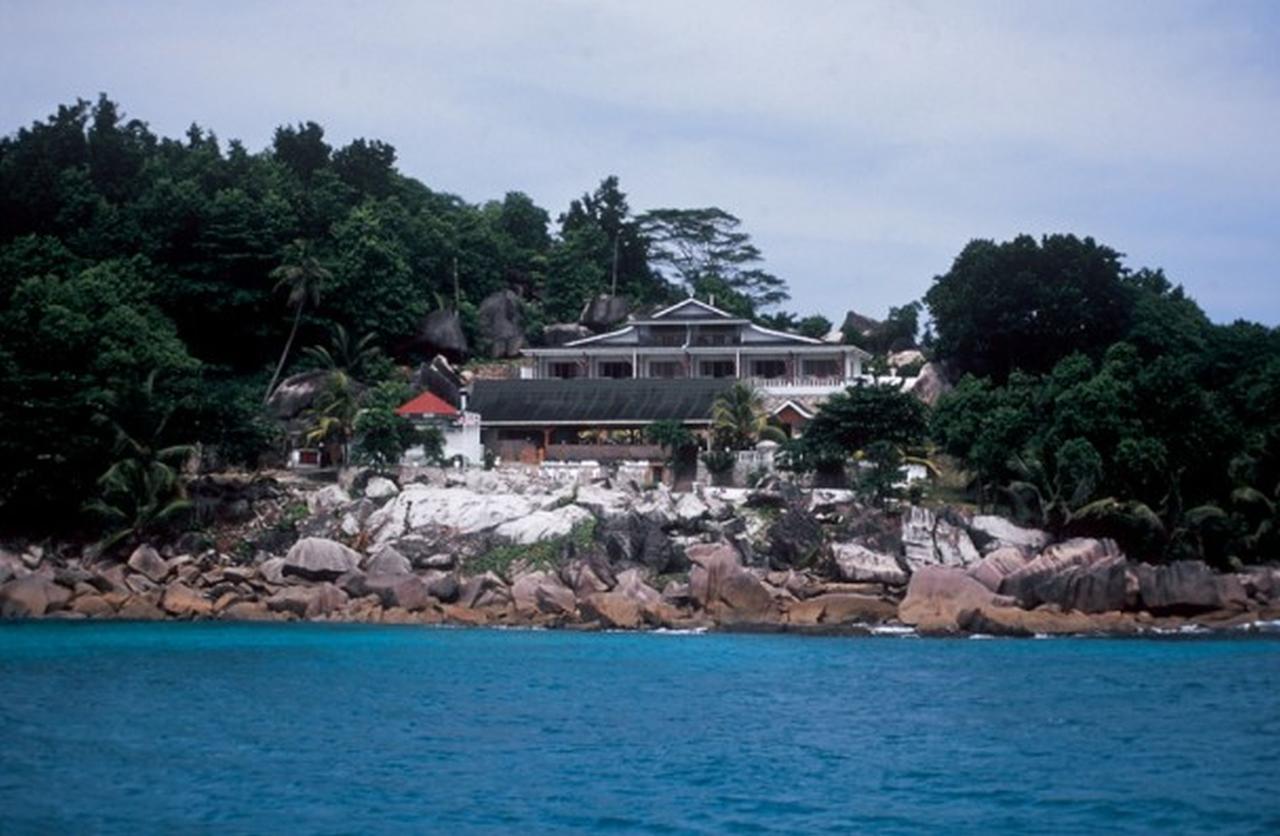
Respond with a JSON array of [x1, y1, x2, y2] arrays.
[[543, 443, 665, 462]]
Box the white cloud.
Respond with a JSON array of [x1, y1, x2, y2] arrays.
[[2, 0, 1277, 322]]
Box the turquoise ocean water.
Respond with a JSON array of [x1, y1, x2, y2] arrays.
[[0, 623, 1277, 834]]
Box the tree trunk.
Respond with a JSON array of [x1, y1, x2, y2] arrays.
[[264, 303, 305, 404]]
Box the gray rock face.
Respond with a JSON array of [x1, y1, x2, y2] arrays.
[[363, 547, 412, 576], [998, 538, 1127, 613], [598, 513, 681, 574], [411, 309, 469, 361], [266, 369, 333, 421], [1134, 560, 1245, 615], [829, 542, 909, 586], [579, 294, 631, 332], [542, 323, 592, 346], [766, 508, 825, 570], [477, 290, 526, 358], [360, 575, 431, 612], [363, 477, 399, 502], [968, 516, 1050, 555], [901, 507, 981, 570], [127, 545, 172, 584], [282, 538, 362, 581], [967, 547, 1030, 593], [907, 362, 952, 407]]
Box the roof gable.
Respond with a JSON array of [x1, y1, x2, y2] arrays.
[[649, 297, 736, 320], [396, 391, 459, 418]]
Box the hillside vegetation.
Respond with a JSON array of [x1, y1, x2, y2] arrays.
[[1, 96, 1278, 570]]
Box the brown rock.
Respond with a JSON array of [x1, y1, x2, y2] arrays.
[[787, 593, 896, 626], [361, 575, 431, 612], [1, 576, 72, 618], [266, 584, 350, 618], [967, 547, 1030, 592], [958, 605, 1139, 637], [580, 592, 643, 629], [1134, 560, 1235, 615], [440, 604, 489, 625], [116, 596, 165, 620], [221, 601, 278, 621], [899, 566, 1010, 632], [716, 571, 777, 623], [127, 545, 171, 583], [999, 538, 1127, 612], [71, 594, 116, 617], [161, 583, 214, 618]]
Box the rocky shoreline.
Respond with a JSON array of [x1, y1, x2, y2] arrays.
[[2, 469, 1278, 637]]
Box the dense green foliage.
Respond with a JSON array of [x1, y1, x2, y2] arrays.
[[781, 385, 928, 479], [928, 239, 1280, 567], [0, 97, 809, 534]]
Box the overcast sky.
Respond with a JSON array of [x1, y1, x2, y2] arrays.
[[3, 1, 1278, 324]]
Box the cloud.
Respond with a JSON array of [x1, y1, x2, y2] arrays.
[[2, 0, 1277, 322]]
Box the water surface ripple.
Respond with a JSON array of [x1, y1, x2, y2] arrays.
[[0, 623, 1276, 834]]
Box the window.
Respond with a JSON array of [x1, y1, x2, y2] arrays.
[[700, 360, 736, 378], [803, 359, 841, 378], [650, 328, 685, 347], [599, 361, 633, 379], [649, 361, 684, 379], [550, 362, 579, 379], [694, 327, 735, 346], [751, 359, 787, 379]]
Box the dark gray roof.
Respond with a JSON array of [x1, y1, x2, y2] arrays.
[[470, 378, 734, 424]]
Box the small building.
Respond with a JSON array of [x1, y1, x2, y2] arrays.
[[396, 390, 483, 465]]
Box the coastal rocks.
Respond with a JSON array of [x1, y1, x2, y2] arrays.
[[307, 484, 351, 516], [829, 543, 909, 586], [786, 593, 897, 626], [957, 605, 1139, 637], [127, 545, 171, 584], [898, 566, 1011, 633], [968, 516, 1050, 555], [999, 538, 1127, 613], [906, 362, 951, 406], [901, 507, 980, 570], [580, 592, 643, 629], [368, 486, 542, 545], [283, 538, 362, 581], [354, 575, 432, 612], [266, 584, 349, 618], [1133, 561, 1247, 615], [160, 583, 214, 618], [363, 547, 412, 576], [0, 575, 70, 618], [967, 547, 1030, 593], [511, 571, 577, 617], [493, 505, 593, 545], [598, 513, 680, 573], [363, 477, 399, 502], [767, 507, 825, 570]]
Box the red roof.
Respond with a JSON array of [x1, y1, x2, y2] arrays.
[[396, 391, 460, 418]]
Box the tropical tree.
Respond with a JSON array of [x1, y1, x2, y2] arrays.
[[265, 239, 331, 402], [645, 419, 697, 463], [301, 323, 383, 382], [637, 207, 788, 314], [303, 370, 362, 464], [84, 372, 196, 551], [710, 382, 786, 450]]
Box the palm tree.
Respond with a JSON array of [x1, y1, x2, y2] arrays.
[[301, 323, 381, 382], [303, 370, 362, 465], [710, 382, 787, 450], [85, 372, 197, 552], [264, 239, 331, 403]]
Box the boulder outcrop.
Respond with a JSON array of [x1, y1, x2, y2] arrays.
[[283, 538, 362, 581]]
